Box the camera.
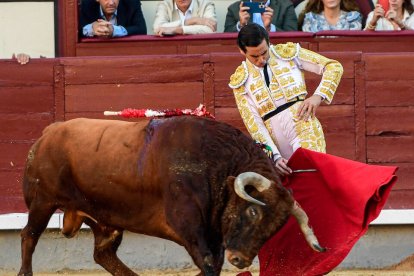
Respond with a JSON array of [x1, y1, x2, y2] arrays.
[[243, 1, 266, 14]]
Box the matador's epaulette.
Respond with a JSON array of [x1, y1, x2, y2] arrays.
[[229, 62, 248, 89], [271, 42, 300, 61]]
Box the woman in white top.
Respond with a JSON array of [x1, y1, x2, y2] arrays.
[[365, 0, 414, 30]]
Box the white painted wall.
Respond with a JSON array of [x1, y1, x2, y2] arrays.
[[0, 2, 55, 58]]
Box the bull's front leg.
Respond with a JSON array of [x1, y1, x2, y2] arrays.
[[165, 182, 222, 276], [194, 242, 224, 276]]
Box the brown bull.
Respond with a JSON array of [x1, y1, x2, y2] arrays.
[[18, 116, 323, 276]]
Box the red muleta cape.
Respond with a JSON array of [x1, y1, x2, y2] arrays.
[[239, 148, 398, 276]]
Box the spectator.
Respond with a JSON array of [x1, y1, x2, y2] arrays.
[[365, 0, 414, 30], [153, 0, 217, 36], [300, 0, 362, 32], [80, 0, 147, 38], [224, 0, 298, 32]]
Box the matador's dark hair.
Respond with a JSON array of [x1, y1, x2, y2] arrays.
[[237, 23, 269, 53]]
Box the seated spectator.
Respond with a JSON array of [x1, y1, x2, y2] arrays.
[[153, 0, 217, 36], [79, 0, 147, 38], [365, 0, 414, 30], [300, 0, 362, 32], [224, 0, 298, 32]]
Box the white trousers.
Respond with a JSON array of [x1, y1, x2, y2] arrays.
[[266, 102, 326, 159]]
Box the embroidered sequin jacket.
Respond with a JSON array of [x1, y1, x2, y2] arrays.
[[229, 42, 343, 160]]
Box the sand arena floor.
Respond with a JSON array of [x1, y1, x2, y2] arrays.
[[5, 254, 414, 276]]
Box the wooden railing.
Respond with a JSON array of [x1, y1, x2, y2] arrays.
[[57, 0, 414, 56]]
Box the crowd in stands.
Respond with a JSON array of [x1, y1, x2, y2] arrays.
[[77, 0, 414, 38], [10, 0, 414, 63]]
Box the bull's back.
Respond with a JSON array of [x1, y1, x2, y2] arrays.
[[23, 118, 150, 200]]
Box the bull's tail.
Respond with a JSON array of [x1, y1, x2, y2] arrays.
[[22, 122, 63, 208], [22, 141, 42, 209]]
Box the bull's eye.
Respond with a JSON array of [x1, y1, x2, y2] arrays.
[[250, 208, 257, 216], [246, 206, 262, 222]]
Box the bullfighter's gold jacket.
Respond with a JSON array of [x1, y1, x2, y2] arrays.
[[228, 42, 343, 159]]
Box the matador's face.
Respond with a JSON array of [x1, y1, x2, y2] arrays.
[[240, 39, 270, 68]]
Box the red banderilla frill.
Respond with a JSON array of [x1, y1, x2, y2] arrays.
[[104, 104, 215, 119]]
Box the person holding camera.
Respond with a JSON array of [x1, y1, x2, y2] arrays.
[[224, 0, 298, 32], [364, 0, 414, 30]]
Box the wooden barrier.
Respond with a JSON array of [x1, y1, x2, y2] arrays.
[[0, 51, 412, 213], [363, 53, 414, 209]]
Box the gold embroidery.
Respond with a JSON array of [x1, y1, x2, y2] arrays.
[[229, 63, 248, 89], [274, 67, 290, 76], [298, 48, 343, 104], [273, 42, 300, 60], [283, 84, 307, 100], [268, 58, 278, 66], [233, 86, 246, 96], [246, 62, 260, 79], [233, 90, 266, 144], [298, 48, 331, 66], [290, 105, 326, 153]]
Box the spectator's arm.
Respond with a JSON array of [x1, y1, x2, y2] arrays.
[[181, 1, 217, 34], [224, 4, 239, 32], [112, 25, 128, 37], [280, 2, 298, 31], [363, 11, 375, 30], [83, 23, 95, 37], [301, 13, 313, 32], [345, 11, 363, 30], [153, 1, 181, 33], [183, 24, 215, 34], [297, 47, 343, 104]]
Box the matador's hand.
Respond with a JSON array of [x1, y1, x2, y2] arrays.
[[275, 157, 292, 176], [297, 95, 323, 121]]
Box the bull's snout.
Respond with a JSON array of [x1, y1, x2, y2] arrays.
[[225, 250, 252, 269]]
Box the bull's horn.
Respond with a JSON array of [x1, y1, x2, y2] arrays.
[[291, 201, 326, 252], [234, 172, 272, 206]]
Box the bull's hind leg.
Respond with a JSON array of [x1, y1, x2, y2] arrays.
[[18, 200, 57, 276], [86, 220, 137, 276]]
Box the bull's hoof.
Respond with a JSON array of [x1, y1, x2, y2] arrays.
[[202, 264, 215, 276], [17, 271, 33, 276]]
